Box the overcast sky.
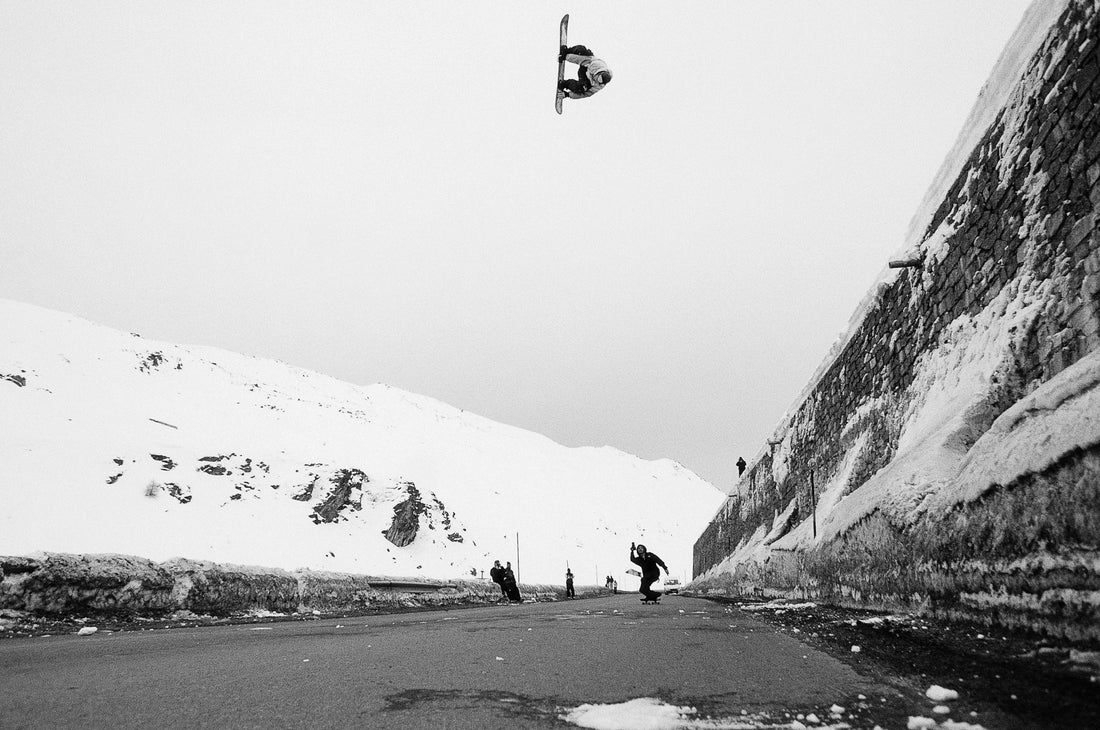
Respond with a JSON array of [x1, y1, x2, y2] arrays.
[[1, 1, 1033, 491]]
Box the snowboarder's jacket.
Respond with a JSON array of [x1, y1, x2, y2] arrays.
[[630, 550, 668, 578], [564, 48, 611, 98]]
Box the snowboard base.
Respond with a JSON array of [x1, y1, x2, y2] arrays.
[[555, 14, 568, 114]]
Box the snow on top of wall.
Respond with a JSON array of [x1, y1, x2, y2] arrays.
[[816, 278, 1047, 541], [924, 346, 1100, 513], [700, 265, 1087, 581]]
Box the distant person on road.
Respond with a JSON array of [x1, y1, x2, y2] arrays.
[[503, 561, 522, 603], [630, 542, 668, 602], [565, 568, 575, 598], [490, 560, 508, 602]]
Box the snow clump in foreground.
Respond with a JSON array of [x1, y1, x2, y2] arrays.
[[560, 696, 851, 729], [925, 686, 960, 702]]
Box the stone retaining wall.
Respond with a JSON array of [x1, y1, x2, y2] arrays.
[[693, 0, 1100, 640]]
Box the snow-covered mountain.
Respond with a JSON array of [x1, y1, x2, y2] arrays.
[[0, 299, 723, 585]]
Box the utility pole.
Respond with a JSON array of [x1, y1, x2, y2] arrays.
[[809, 469, 817, 539], [516, 533, 520, 586]]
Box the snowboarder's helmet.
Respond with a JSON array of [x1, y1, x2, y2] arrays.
[[596, 70, 612, 85], [636, 544, 646, 553]]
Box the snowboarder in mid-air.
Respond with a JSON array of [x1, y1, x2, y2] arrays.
[[558, 44, 613, 99], [630, 542, 668, 604], [555, 15, 611, 114]]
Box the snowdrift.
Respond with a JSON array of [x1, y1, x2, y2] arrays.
[[0, 298, 723, 586]]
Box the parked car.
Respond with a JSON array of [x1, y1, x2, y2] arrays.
[[662, 578, 682, 594]]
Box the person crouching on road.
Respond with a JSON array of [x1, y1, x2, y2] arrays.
[[629, 542, 668, 601]]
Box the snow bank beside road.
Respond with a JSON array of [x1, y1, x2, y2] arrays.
[[0, 551, 568, 618]]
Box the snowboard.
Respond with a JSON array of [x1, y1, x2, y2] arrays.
[[555, 14, 569, 114], [641, 598, 661, 605]]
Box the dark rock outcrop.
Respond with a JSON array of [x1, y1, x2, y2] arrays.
[[309, 469, 367, 524], [382, 482, 427, 547]]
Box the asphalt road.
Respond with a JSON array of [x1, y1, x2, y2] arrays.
[[0, 593, 996, 729]]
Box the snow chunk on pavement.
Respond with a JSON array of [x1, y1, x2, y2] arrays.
[[926, 685, 959, 701], [76, 626, 97, 636], [561, 698, 697, 729], [740, 601, 817, 612], [560, 697, 851, 729]]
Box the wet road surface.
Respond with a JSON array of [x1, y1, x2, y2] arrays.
[[1, 593, 1088, 728]]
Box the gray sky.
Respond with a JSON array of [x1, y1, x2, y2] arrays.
[[1, 1, 1032, 491]]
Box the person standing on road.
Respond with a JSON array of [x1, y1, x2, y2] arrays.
[[503, 561, 522, 603], [565, 568, 575, 598], [629, 542, 668, 602], [489, 560, 508, 602]]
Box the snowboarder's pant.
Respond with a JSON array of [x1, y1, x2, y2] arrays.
[[560, 45, 595, 95], [639, 573, 660, 600], [560, 77, 589, 95]]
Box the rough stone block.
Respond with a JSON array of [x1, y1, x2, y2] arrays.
[[1086, 273, 1100, 299], [1083, 247, 1100, 276]]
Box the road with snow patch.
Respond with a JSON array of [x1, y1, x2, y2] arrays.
[[0, 593, 1041, 729]]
